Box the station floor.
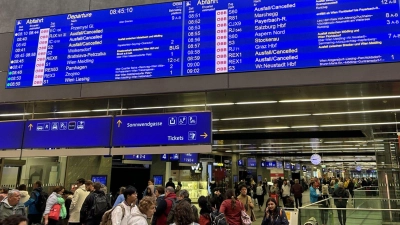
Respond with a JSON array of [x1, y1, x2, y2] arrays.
[[250, 190, 391, 225]]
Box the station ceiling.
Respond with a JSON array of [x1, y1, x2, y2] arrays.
[[3, 81, 400, 169]]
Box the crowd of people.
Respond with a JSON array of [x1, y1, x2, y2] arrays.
[[0, 176, 378, 225]]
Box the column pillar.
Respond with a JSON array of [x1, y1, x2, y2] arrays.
[[231, 154, 239, 188]]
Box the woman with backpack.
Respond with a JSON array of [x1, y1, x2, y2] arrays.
[[198, 196, 212, 225], [219, 189, 242, 225], [261, 198, 289, 225]]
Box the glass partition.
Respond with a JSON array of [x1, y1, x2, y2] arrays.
[[299, 198, 400, 225]]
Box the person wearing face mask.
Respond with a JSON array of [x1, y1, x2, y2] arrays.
[[130, 196, 156, 225], [261, 198, 289, 225]]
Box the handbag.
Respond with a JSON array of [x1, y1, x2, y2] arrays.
[[48, 204, 61, 221], [239, 201, 251, 225], [246, 196, 256, 222]]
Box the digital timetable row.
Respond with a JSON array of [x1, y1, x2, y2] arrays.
[[6, 0, 400, 88]]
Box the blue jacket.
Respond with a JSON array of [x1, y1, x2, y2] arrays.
[[24, 187, 43, 215], [113, 194, 125, 207], [309, 186, 319, 203]]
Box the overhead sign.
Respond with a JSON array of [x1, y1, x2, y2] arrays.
[[23, 117, 112, 148], [180, 153, 198, 163], [247, 158, 256, 167], [0, 121, 25, 149], [125, 154, 153, 161], [7, 0, 400, 88], [113, 112, 212, 146], [261, 161, 276, 168], [161, 154, 180, 161]]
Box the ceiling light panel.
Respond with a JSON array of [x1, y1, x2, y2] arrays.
[[220, 114, 311, 121], [280, 95, 400, 103]]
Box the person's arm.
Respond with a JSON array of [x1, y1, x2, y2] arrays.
[[219, 200, 226, 213], [80, 195, 91, 224], [43, 195, 58, 225], [111, 205, 124, 225], [280, 209, 289, 225], [24, 191, 37, 207], [70, 189, 80, 210], [113, 195, 124, 207], [154, 200, 166, 217], [248, 196, 254, 209]]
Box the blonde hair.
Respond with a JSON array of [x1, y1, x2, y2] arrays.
[[138, 196, 156, 214]]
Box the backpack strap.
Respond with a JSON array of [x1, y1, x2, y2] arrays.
[[118, 204, 125, 220]]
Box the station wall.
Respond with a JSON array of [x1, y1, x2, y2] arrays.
[[0, 0, 399, 103]]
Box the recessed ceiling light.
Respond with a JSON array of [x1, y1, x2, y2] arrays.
[[219, 114, 311, 121], [218, 127, 290, 132], [291, 125, 319, 128], [313, 109, 400, 116], [280, 95, 400, 103], [235, 101, 277, 105], [320, 122, 400, 127]]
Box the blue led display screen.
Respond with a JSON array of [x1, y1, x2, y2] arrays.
[[0, 121, 25, 149], [247, 158, 256, 167], [276, 161, 283, 169], [7, 0, 400, 88], [113, 112, 211, 146], [125, 154, 153, 161], [237, 159, 243, 166], [91, 175, 107, 185], [23, 116, 112, 148], [179, 153, 198, 163]]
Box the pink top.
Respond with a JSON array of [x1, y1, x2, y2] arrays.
[[219, 199, 243, 225]]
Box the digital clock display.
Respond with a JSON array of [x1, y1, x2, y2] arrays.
[[7, 0, 400, 88]]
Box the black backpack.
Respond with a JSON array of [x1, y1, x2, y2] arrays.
[[210, 209, 227, 225], [93, 194, 108, 217], [35, 191, 49, 213]]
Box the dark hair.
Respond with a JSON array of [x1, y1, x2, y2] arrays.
[[156, 186, 164, 195], [63, 190, 73, 195], [239, 184, 247, 191], [77, 178, 85, 185], [148, 179, 154, 184], [93, 182, 102, 191], [35, 181, 42, 187], [213, 187, 221, 192], [174, 200, 194, 225], [266, 197, 279, 215], [53, 186, 64, 193], [17, 184, 26, 191], [0, 214, 28, 225], [198, 196, 212, 214], [85, 180, 93, 186], [225, 189, 237, 209], [123, 187, 137, 199]]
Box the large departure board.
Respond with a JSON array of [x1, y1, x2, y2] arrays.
[[7, 0, 400, 88]]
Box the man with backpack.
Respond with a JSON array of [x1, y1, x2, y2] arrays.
[[109, 187, 137, 225], [80, 182, 111, 225], [24, 181, 47, 225], [167, 189, 198, 224], [154, 186, 176, 225]]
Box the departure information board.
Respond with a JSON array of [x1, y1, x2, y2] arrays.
[[7, 0, 400, 88]]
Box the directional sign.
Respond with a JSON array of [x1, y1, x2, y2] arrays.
[[0, 121, 25, 149], [112, 112, 212, 146], [124, 154, 153, 161], [23, 117, 112, 148]]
